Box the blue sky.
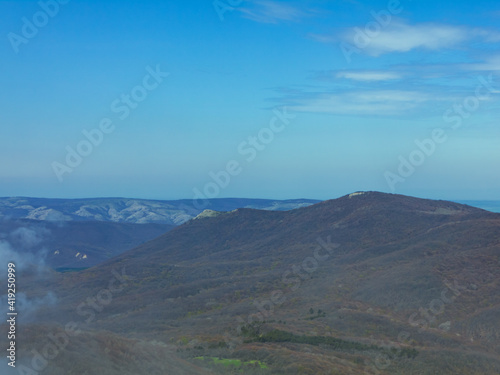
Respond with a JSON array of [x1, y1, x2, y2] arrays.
[[1, 0, 499, 200]]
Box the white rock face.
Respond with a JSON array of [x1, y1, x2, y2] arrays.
[[26, 207, 72, 221], [349, 192, 366, 198], [193, 210, 224, 220], [439, 321, 452, 331]]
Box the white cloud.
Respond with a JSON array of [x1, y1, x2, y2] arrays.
[[316, 21, 500, 56], [346, 22, 468, 56], [290, 90, 431, 116], [10, 226, 50, 248], [239, 1, 308, 24], [463, 55, 500, 72], [0, 292, 57, 324], [336, 71, 402, 81]]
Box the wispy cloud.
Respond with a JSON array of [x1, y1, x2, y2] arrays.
[[274, 54, 500, 118], [238, 1, 309, 24], [286, 90, 431, 116], [346, 22, 468, 56], [462, 55, 500, 72], [336, 71, 402, 81], [314, 21, 500, 56]]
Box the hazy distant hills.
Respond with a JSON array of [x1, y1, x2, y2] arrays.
[[0, 197, 320, 225], [0, 197, 318, 271], [0, 197, 497, 227], [19, 192, 500, 374], [1, 197, 497, 229], [0, 218, 172, 269]]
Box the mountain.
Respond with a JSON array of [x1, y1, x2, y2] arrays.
[[9, 192, 500, 374], [0, 197, 317, 271], [0, 218, 172, 269], [0, 197, 320, 225]]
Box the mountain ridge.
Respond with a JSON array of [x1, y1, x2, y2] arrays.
[[11, 192, 500, 374], [0, 197, 320, 225]]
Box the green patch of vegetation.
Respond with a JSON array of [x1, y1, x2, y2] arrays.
[[241, 324, 418, 359], [194, 356, 268, 369]]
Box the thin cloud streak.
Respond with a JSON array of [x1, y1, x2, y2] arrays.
[[238, 1, 310, 24], [288, 90, 431, 116], [336, 71, 403, 81], [346, 22, 468, 56], [462, 55, 500, 72]]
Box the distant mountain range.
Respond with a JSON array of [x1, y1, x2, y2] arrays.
[[0, 197, 320, 225], [0, 197, 319, 271], [13, 191, 500, 374]]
